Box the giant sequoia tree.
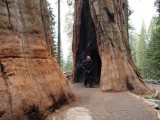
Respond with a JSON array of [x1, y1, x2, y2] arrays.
[[0, 0, 73, 119], [73, 0, 150, 94]]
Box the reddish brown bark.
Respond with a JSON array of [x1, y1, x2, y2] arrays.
[[0, 0, 73, 119], [73, 0, 151, 94]]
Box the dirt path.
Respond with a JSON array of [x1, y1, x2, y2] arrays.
[[46, 83, 159, 120]]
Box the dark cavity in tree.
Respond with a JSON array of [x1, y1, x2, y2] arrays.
[[126, 79, 134, 91], [24, 104, 42, 120], [0, 110, 5, 117], [74, 0, 101, 84], [48, 93, 68, 112]]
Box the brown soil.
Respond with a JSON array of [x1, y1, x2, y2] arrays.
[[46, 83, 159, 120]]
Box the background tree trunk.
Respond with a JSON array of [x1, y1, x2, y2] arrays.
[[73, 0, 150, 94], [0, 0, 73, 119]]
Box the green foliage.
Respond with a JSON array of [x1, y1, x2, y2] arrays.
[[128, 0, 160, 80], [154, 0, 160, 14], [136, 21, 147, 77], [47, 1, 64, 67], [47, 2, 58, 57], [148, 17, 157, 43], [144, 95, 155, 99], [127, 1, 137, 64], [125, 0, 134, 32], [62, 2, 74, 72], [145, 17, 160, 79], [129, 30, 137, 63], [135, 16, 160, 80], [62, 53, 73, 72]]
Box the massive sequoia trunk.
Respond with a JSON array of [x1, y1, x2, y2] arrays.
[[0, 0, 73, 119], [73, 0, 150, 94]]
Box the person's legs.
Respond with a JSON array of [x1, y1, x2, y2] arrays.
[[89, 80, 92, 87], [84, 73, 88, 87], [88, 75, 93, 87]]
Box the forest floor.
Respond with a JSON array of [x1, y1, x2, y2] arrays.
[[46, 83, 159, 120]]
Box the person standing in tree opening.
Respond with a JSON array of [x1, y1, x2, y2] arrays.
[[81, 56, 94, 88]]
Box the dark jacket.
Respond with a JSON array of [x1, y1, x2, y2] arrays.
[[81, 60, 94, 74]]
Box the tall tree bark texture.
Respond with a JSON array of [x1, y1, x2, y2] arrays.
[[73, 0, 150, 94], [0, 0, 73, 119]]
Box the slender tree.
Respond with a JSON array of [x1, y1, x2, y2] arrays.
[[47, 2, 58, 57], [63, 2, 74, 72], [57, 0, 72, 67], [60, 41, 64, 68], [148, 17, 157, 43], [145, 17, 160, 79], [136, 21, 147, 77], [144, 18, 157, 78], [57, 0, 61, 66], [125, 0, 134, 36], [126, 0, 136, 63]]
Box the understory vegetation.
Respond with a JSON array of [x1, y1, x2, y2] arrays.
[[129, 0, 160, 80]]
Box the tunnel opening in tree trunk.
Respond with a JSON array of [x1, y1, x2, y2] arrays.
[[74, 0, 101, 84]]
